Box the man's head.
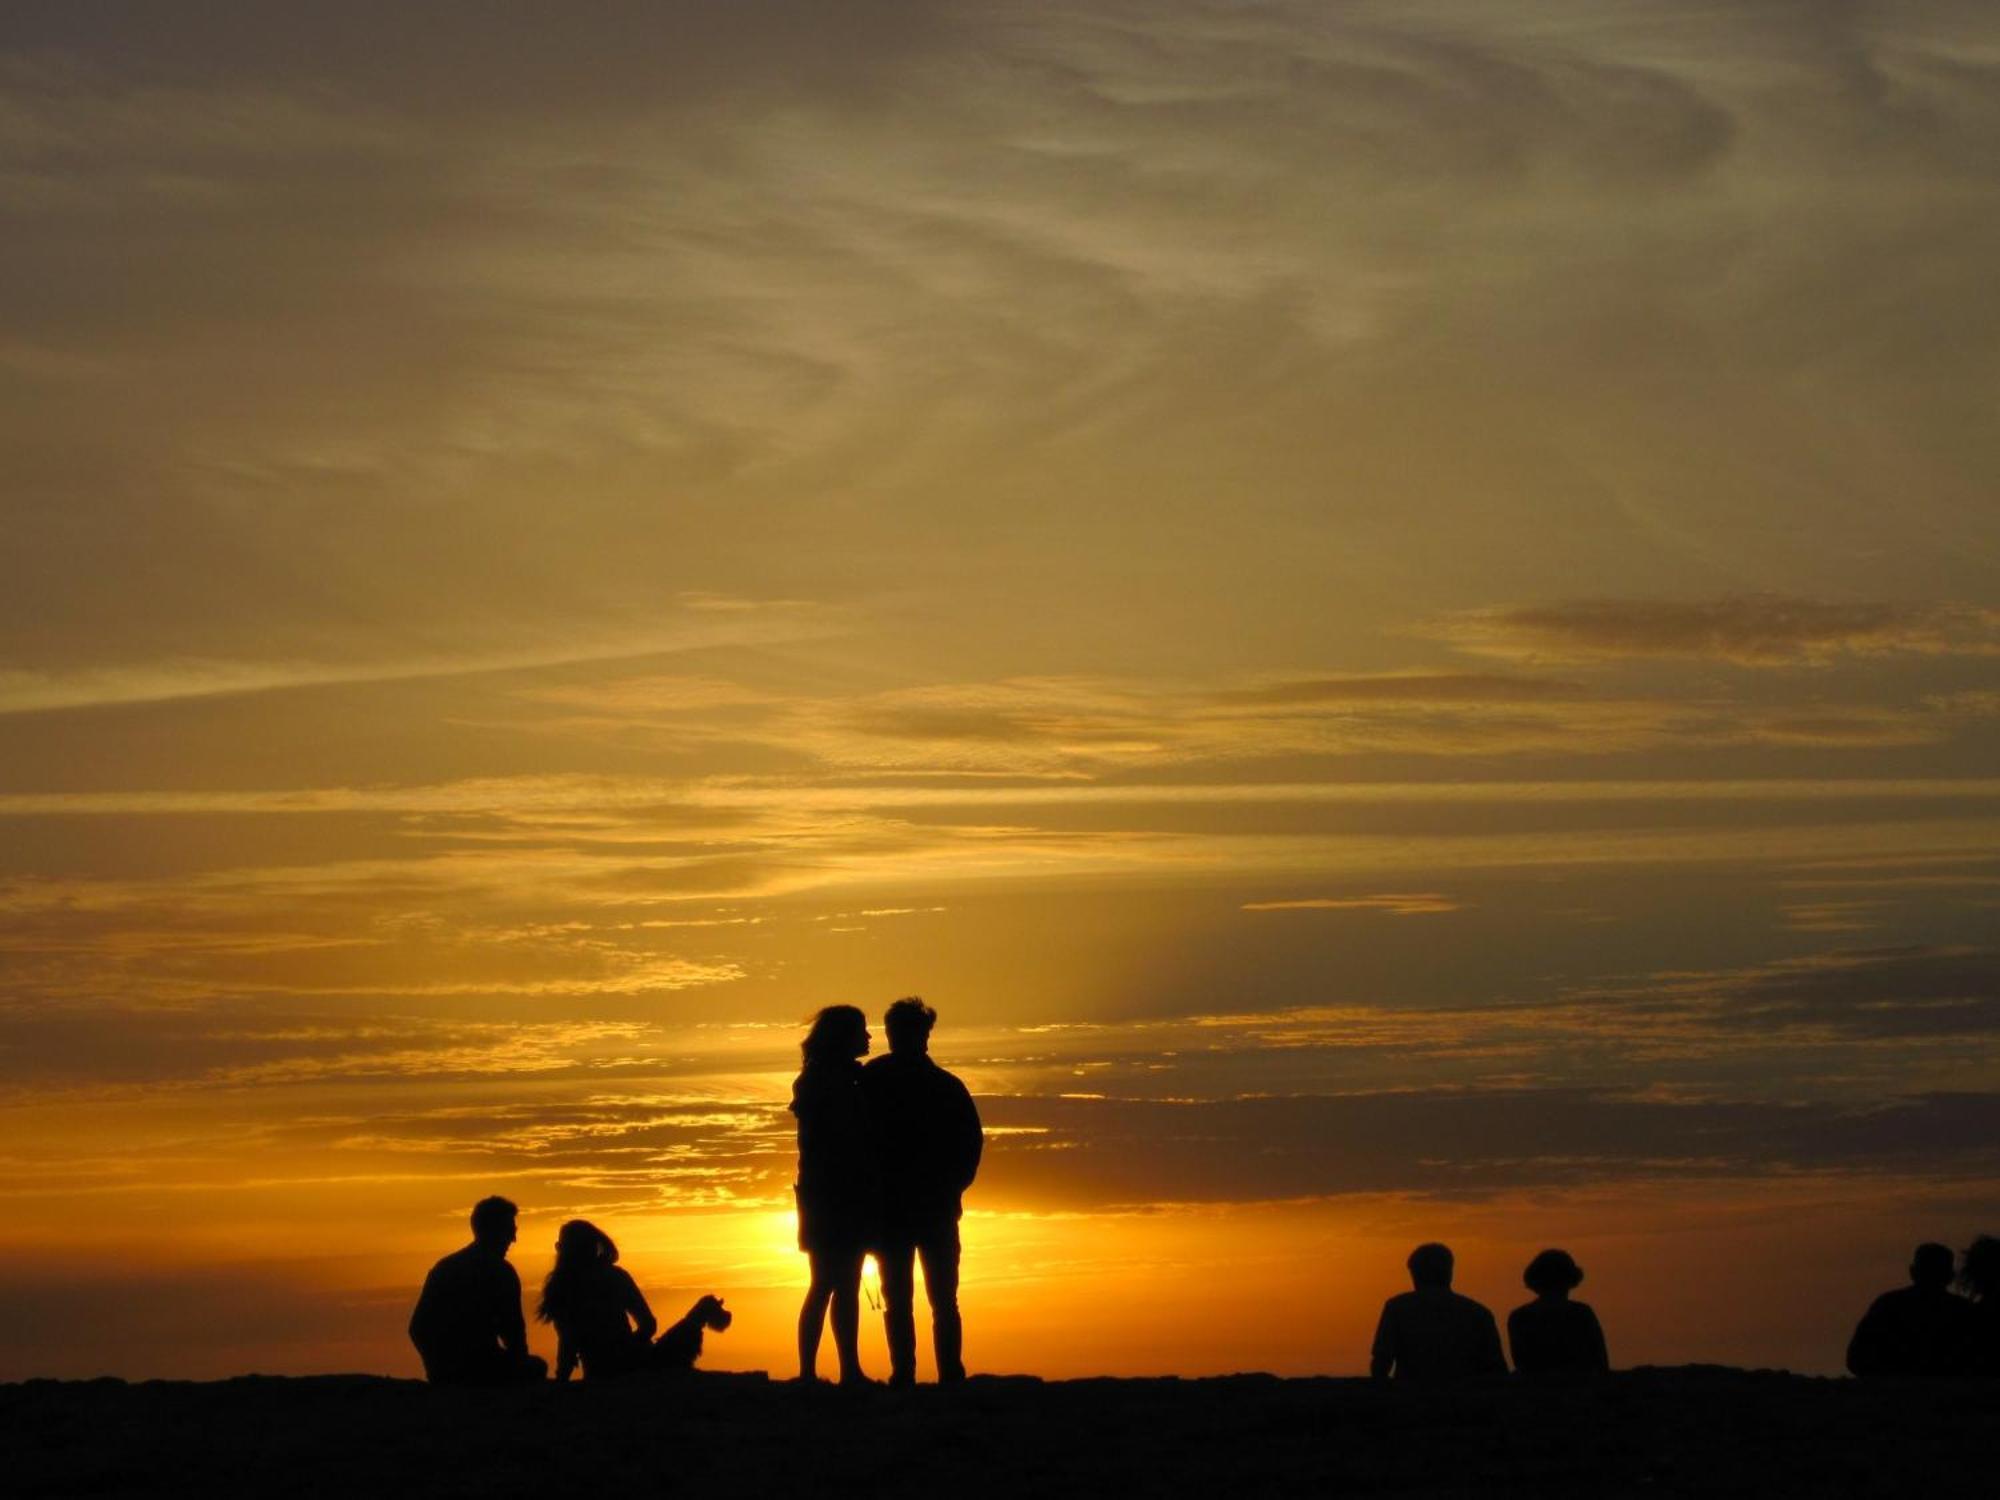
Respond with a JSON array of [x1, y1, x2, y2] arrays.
[[884, 996, 937, 1056], [470, 1195, 519, 1254], [1407, 1242, 1455, 1290], [1910, 1242, 1955, 1290]]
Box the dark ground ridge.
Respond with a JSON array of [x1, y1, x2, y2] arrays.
[[5, 1367, 1993, 1499]]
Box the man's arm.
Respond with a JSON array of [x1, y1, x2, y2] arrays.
[[1845, 1297, 1887, 1377], [497, 1262, 529, 1359], [1474, 1307, 1507, 1376], [1369, 1301, 1397, 1381], [952, 1077, 984, 1192], [407, 1268, 438, 1351], [621, 1269, 658, 1343], [1585, 1307, 1610, 1373]]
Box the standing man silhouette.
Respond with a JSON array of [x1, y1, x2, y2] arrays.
[[861, 996, 984, 1386], [408, 1195, 547, 1385]]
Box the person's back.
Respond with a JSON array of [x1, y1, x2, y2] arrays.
[[409, 1197, 543, 1385], [792, 1056, 875, 1239], [861, 1048, 983, 1232], [1507, 1249, 1610, 1376], [1375, 1287, 1507, 1380], [564, 1266, 652, 1379], [1508, 1298, 1609, 1375], [1847, 1243, 1977, 1378], [1371, 1244, 1506, 1382]]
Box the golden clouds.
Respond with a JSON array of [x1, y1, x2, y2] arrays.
[[1240, 894, 1461, 915], [1433, 597, 2000, 667], [5, 0, 2000, 1382]]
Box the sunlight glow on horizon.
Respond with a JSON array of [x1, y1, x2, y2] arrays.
[[4, 0, 2000, 1383]]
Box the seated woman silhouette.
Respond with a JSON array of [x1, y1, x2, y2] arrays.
[[1507, 1249, 1610, 1375], [536, 1219, 661, 1381], [792, 1004, 878, 1384]]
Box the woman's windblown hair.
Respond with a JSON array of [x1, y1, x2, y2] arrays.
[[800, 1004, 867, 1066], [537, 1218, 619, 1325]]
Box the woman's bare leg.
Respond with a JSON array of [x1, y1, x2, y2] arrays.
[[832, 1252, 866, 1383], [797, 1271, 833, 1381]]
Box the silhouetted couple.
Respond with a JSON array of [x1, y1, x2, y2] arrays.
[[1846, 1237, 1998, 1378], [409, 1196, 731, 1385], [1372, 1243, 1608, 1380], [792, 996, 984, 1385]]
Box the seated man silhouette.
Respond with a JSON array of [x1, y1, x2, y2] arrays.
[[1370, 1242, 1506, 1382], [408, 1195, 547, 1385], [1507, 1249, 1610, 1375], [1846, 1242, 1977, 1378], [860, 996, 984, 1386]]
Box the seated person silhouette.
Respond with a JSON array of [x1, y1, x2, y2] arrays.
[[1846, 1242, 1977, 1377], [1371, 1242, 1506, 1381], [408, 1195, 547, 1385], [1507, 1249, 1610, 1375], [537, 1219, 733, 1380], [1961, 1234, 1999, 1377]]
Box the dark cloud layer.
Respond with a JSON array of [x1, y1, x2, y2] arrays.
[[1576, 945, 2000, 1040], [979, 1089, 2000, 1209]]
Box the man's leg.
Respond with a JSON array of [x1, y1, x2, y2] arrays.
[[879, 1238, 919, 1385], [918, 1223, 964, 1382]]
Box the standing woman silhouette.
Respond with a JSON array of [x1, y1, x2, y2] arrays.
[[792, 1004, 878, 1383]]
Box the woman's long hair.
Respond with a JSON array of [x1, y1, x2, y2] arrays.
[[800, 1004, 867, 1067], [537, 1218, 618, 1325]]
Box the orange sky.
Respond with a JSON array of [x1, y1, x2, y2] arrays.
[[3, 0, 1999, 1381]]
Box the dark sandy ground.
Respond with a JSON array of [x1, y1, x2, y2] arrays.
[[4, 1367, 1991, 1499]]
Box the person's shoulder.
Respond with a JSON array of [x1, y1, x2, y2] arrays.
[[1454, 1291, 1498, 1320], [794, 1065, 842, 1104]]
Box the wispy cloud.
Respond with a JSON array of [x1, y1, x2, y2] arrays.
[[1241, 893, 1461, 916], [1432, 596, 2000, 667]]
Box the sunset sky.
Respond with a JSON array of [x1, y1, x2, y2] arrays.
[[4, 0, 1999, 1382]]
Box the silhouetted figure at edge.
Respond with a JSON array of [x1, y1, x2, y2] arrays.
[[1846, 1242, 1977, 1378], [792, 1004, 878, 1384], [1370, 1242, 1506, 1382], [1507, 1249, 1609, 1376], [408, 1195, 547, 1385], [1960, 1234, 2000, 1376], [861, 996, 984, 1386]]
